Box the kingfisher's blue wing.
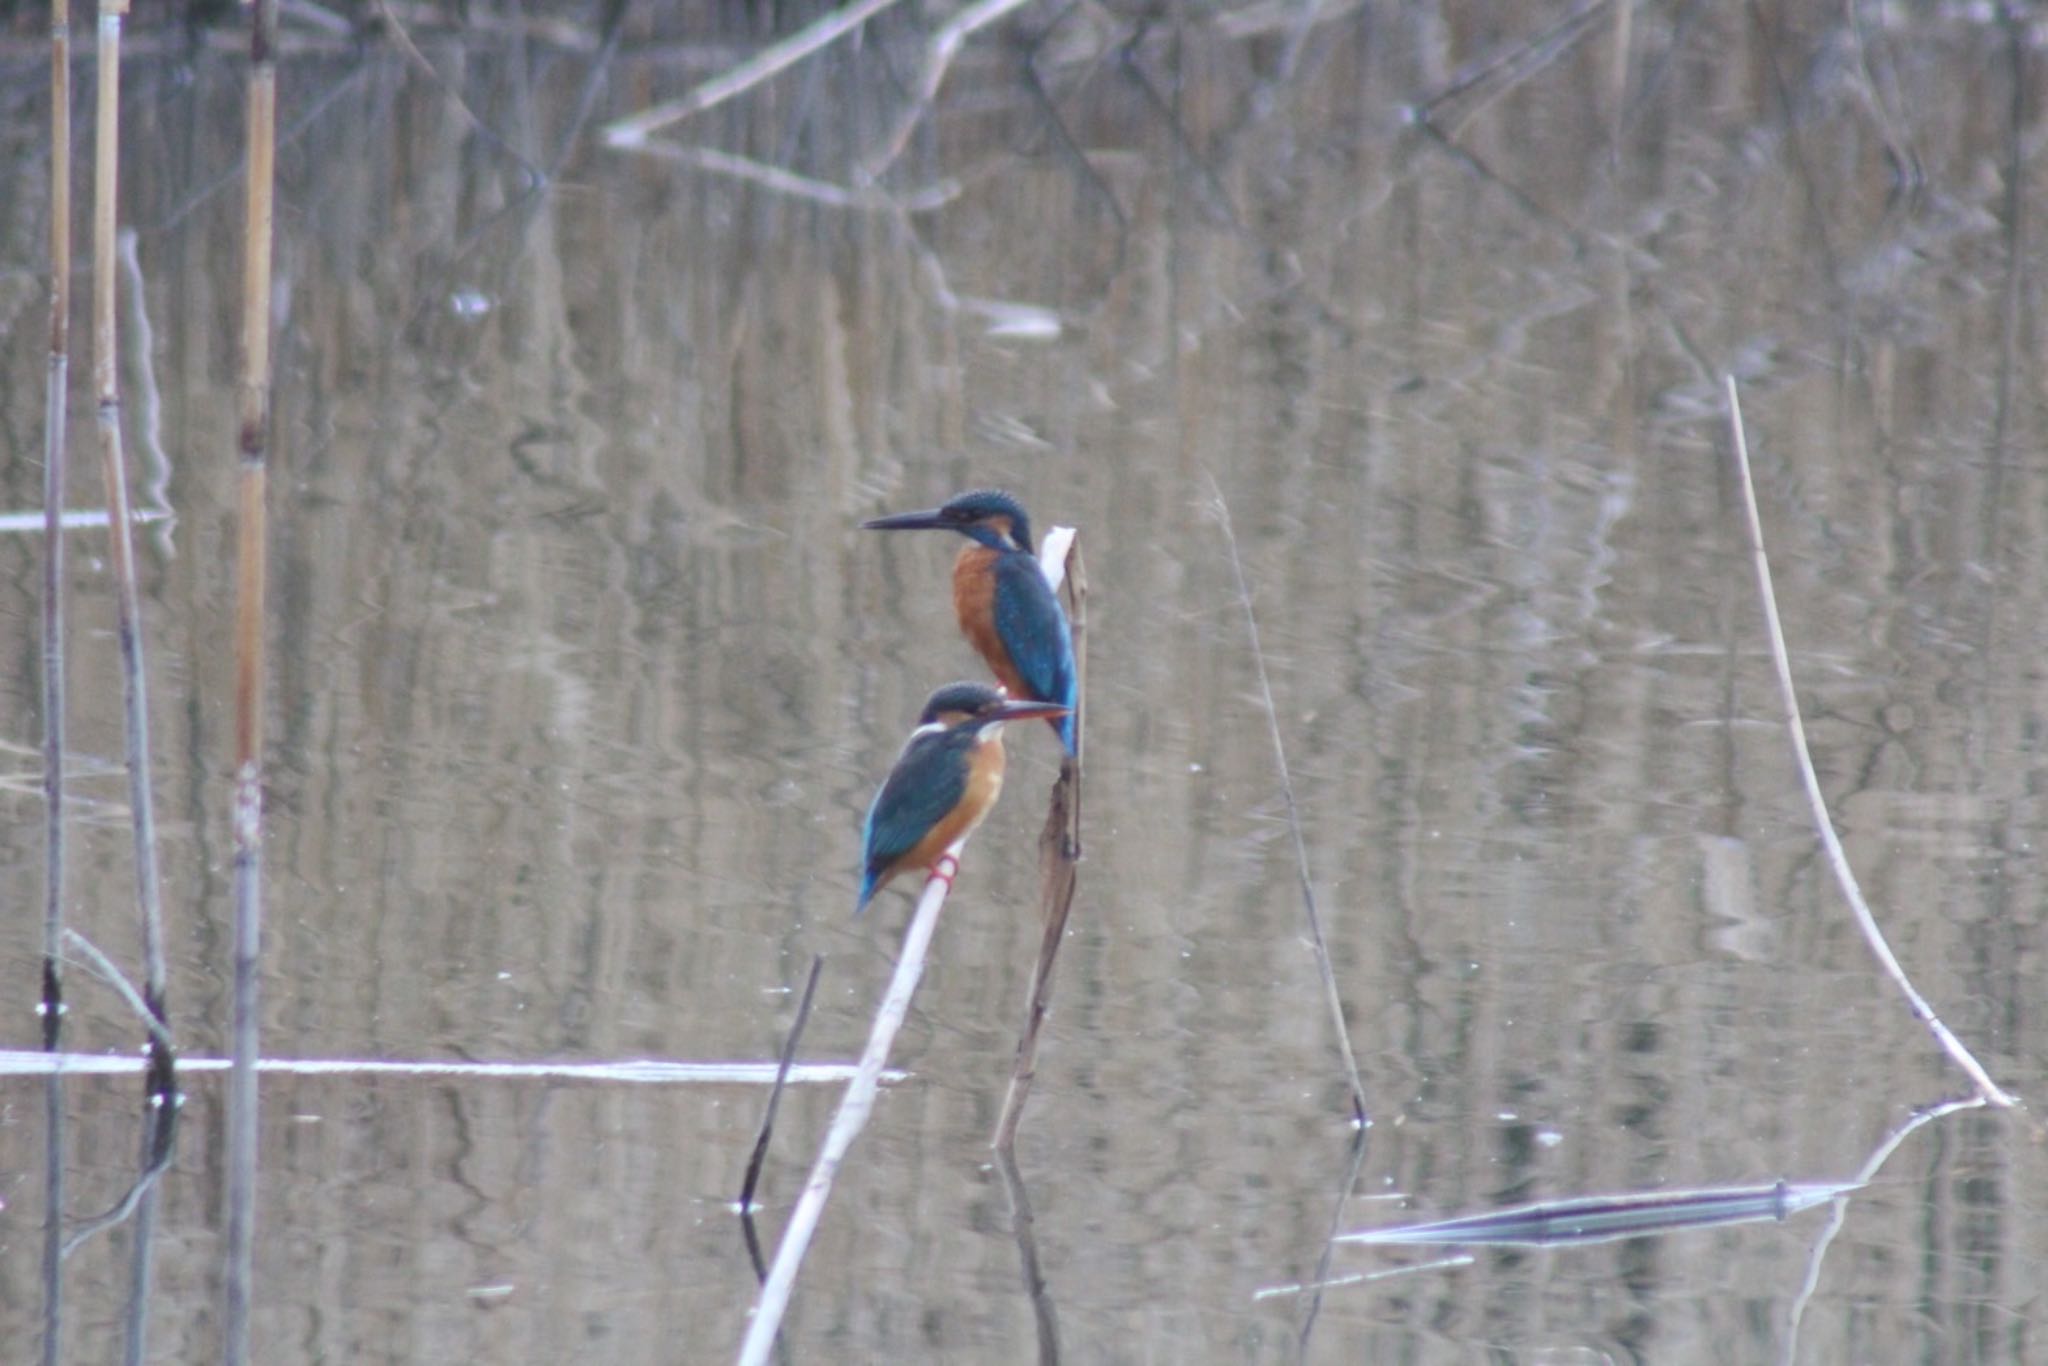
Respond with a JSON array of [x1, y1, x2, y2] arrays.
[[856, 730, 971, 912], [991, 555, 1077, 752]]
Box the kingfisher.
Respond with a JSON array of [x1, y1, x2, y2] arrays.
[[855, 682, 1071, 914], [861, 489, 1078, 754]]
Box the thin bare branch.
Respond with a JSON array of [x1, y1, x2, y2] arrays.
[[1207, 477, 1369, 1127]]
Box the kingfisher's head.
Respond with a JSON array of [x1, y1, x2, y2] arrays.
[[862, 488, 1034, 554]]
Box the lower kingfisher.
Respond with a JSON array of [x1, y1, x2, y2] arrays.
[[862, 489, 1078, 754], [855, 682, 1072, 914]]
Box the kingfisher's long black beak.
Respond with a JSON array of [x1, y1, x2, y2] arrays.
[[988, 699, 1071, 724], [860, 507, 950, 532]]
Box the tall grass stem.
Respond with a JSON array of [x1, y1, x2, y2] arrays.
[[1723, 375, 2015, 1108], [1207, 479, 1369, 1126]]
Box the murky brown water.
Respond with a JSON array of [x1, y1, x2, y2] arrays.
[[3, 4, 2046, 1361]]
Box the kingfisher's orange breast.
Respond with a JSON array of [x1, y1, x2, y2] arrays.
[[953, 546, 1028, 699], [884, 736, 1007, 884]]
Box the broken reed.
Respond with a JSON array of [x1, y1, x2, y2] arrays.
[[992, 531, 1086, 1150]]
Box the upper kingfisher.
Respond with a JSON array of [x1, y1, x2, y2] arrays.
[[862, 489, 1078, 754], [856, 681, 1072, 913]]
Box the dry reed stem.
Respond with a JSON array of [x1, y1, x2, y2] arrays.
[[995, 1146, 1061, 1363], [42, 11, 74, 1366], [992, 530, 1085, 1150], [1724, 376, 2016, 1108], [736, 845, 967, 1366], [1207, 481, 1369, 1126], [89, 0, 170, 1061], [43, 0, 73, 1050], [90, 5, 173, 1357], [603, 0, 909, 147], [225, 5, 280, 1363]]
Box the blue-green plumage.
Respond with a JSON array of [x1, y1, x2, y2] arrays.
[[857, 727, 973, 913], [854, 681, 1071, 914], [988, 551, 1077, 752]]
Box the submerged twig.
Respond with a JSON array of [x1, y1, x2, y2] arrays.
[[864, 0, 1032, 179], [42, 8, 74, 1365], [59, 1109, 177, 1262], [1410, 0, 1615, 130], [603, 0, 909, 148], [226, 4, 281, 1363], [1723, 376, 2016, 1108], [1782, 1095, 1987, 1365], [992, 529, 1086, 1151], [619, 141, 957, 212], [1207, 480, 1369, 1127], [737, 846, 969, 1366]]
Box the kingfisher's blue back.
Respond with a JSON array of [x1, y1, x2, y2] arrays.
[[988, 552, 1077, 753], [855, 727, 973, 914]]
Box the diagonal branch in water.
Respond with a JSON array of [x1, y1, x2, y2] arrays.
[[1724, 375, 2015, 1108], [737, 845, 967, 1366], [1206, 478, 1369, 1128]]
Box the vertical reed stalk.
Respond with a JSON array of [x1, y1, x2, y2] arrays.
[[41, 9, 74, 1365], [91, 0, 172, 1080], [225, 6, 280, 1360], [91, 7, 175, 1347], [992, 534, 1085, 1150]]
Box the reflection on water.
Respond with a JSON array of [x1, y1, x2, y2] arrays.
[[1, 4, 2045, 1361]]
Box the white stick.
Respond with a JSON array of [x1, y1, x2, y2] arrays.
[[1725, 375, 2016, 1108], [737, 842, 966, 1366]]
